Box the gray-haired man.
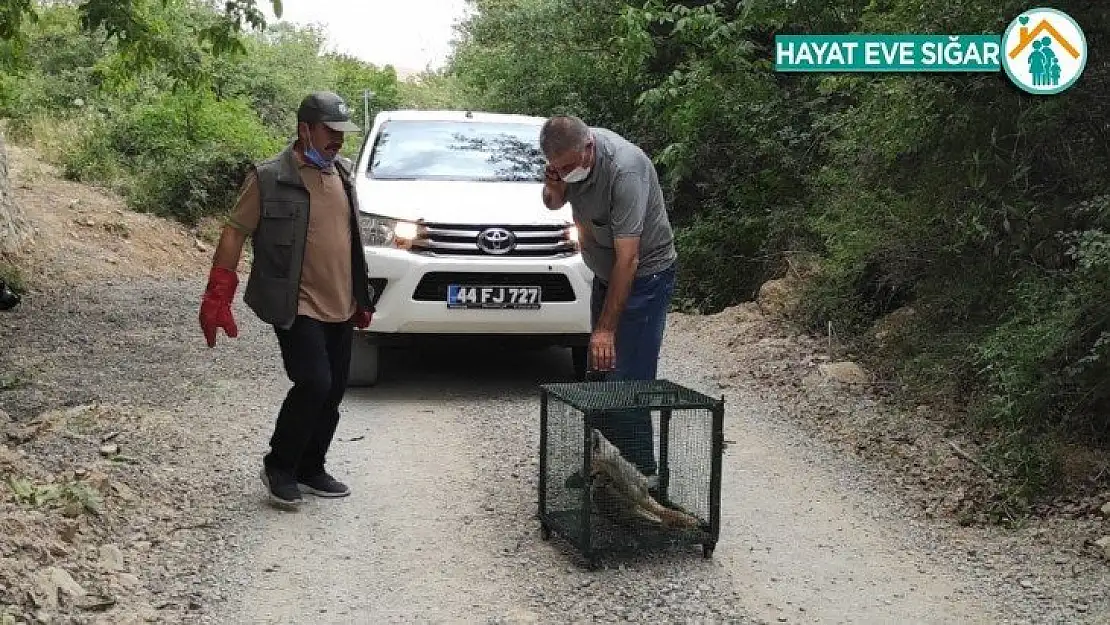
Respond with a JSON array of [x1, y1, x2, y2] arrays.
[[540, 114, 677, 480]]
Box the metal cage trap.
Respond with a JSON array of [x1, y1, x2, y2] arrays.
[[537, 378, 725, 569]]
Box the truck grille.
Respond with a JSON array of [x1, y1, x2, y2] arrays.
[[413, 272, 577, 302], [412, 223, 575, 258]]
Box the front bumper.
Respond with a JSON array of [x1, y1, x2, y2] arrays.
[[361, 247, 594, 336]]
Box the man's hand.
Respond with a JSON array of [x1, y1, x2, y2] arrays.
[[199, 266, 239, 347], [352, 308, 372, 329], [542, 165, 567, 209], [590, 328, 617, 372]]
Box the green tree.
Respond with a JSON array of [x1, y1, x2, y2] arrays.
[[447, 0, 647, 133], [2, 0, 283, 58]]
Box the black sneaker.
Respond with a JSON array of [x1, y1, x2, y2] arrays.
[[297, 472, 350, 498], [260, 467, 303, 509]]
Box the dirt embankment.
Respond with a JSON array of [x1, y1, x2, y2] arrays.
[[1, 143, 217, 288]]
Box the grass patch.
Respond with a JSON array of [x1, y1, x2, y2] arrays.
[[7, 475, 102, 517], [9, 110, 96, 166], [0, 370, 31, 391], [0, 260, 25, 293]]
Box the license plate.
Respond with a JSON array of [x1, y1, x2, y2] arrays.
[[447, 285, 542, 309]]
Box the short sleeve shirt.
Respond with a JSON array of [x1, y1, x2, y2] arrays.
[[227, 154, 356, 323], [563, 128, 676, 283]]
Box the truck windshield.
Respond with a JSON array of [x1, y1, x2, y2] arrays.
[[366, 119, 546, 182]]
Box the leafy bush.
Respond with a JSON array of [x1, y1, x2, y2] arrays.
[[105, 92, 283, 221], [60, 113, 129, 191], [130, 147, 258, 225], [109, 93, 280, 164]]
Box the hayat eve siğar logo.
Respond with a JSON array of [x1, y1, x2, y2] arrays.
[[1001, 7, 1087, 94]]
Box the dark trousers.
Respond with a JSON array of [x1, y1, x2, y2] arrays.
[[590, 262, 676, 476], [263, 315, 353, 478]]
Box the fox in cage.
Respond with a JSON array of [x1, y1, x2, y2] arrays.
[[588, 428, 700, 530]]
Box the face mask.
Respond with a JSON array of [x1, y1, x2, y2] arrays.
[[562, 166, 590, 183], [560, 144, 592, 183], [304, 135, 336, 169]]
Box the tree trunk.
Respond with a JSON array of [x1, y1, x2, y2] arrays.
[[0, 133, 31, 256]]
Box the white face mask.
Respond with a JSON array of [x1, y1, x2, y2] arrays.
[[562, 166, 590, 183], [559, 142, 593, 183]]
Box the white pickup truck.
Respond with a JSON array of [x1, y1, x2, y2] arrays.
[[347, 109, 594, 385]]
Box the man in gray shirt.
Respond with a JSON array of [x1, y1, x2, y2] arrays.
[[540, 114, 677, 479]]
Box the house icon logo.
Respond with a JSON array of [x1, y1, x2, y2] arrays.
[[1001, 8, 1087, 94]]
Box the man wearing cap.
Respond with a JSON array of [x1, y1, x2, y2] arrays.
[[198, 91, 374, 509]]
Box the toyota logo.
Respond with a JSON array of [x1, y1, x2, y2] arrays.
[[476, 227, 516, 255]]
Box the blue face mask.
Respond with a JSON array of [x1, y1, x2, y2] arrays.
[[304, 136, 336, 170]]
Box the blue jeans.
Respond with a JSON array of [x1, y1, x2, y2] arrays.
[[590, 262, 676, 476]]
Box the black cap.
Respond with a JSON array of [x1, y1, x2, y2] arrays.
[[296, 91, 361, 132]]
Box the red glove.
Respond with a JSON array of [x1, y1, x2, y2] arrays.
[[352, 308, 372, 329], [199, 266, 239, 347]]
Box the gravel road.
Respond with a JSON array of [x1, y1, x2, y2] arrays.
[[199, 328, 999, 625], [3, 279, 1107, 625]]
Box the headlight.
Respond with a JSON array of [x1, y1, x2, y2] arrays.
[[565, 224, 580, 249], [358, 214, 420, 249], [394, 221, 419, 240]]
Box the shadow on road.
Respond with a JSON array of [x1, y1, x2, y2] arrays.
[[347, 340, 579, 402]]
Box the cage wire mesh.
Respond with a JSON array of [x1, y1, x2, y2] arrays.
[[663, 407, 715, 525], [542, 397, 588, 546], [539, 379, 723, 565]]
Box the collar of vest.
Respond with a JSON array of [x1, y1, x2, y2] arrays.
[[275, 142, 307, 188]]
